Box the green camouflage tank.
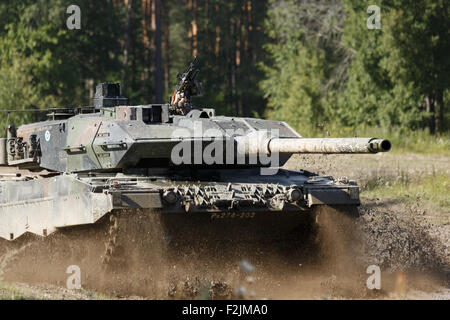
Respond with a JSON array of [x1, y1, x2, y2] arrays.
[[0, 61, 391, 288]]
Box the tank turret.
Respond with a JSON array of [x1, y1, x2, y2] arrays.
[[0, 56, 391, 173], [0, 91, 391, 173]]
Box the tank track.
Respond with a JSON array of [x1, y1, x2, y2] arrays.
[[0, 207, 343, 298]]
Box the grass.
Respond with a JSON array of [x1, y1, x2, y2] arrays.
[[295, 125, 450, 156], [0, 280, 113, 300], [361, 172, 450, 224], [302, 124, 450, 215], [0, 282, 33, 300]]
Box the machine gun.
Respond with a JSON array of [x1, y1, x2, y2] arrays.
[[170, 56, 202, 113]]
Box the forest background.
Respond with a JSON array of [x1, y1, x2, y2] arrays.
[[0, 0, 448, 153]]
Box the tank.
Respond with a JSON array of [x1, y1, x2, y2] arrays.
[[0, 60, 391, 292]]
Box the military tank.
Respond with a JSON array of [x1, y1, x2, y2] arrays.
[[0, 59, 390, 294]]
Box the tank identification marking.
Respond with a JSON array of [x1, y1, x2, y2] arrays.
[[45, 130, 51, 142], [211, 212, 256, 219]]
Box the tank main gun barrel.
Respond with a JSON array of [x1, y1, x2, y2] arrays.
[[236, 133, 391, 156], [268, 138, 391, 154]]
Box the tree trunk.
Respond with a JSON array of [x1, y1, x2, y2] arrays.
[[192, 0, 198, 57], [215, 4, 221, 59], [122, 0, 133, 86], [435, 90, 444, 133], [204, 0, 209, 55], [163, 1, 170, 95], [87, 78, 95, 100], [154, 0, 163, 103], [229, 8, 238, 115], [187, 0, 193, 56], [141, 0, 152, 82], [425, 95, 435, 134], [236, 3, 243, 115]]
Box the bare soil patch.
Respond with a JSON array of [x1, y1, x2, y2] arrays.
[[0, 153, 448, 299]]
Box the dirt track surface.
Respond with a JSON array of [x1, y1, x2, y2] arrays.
[[284, 153, 450, 182], [286, 153, 450, 264], [0, 153, 449, 300]]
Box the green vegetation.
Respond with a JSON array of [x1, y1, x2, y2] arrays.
[[362, 172, 450, 222], [298, 125, 450, 155], [0, 0, 268, 128], [0, 280, 113, 300], [0, 282, 34, 300], [261, 0, 449, 135], [0, 0, 448, 138]]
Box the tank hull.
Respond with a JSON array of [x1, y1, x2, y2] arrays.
[[0, 168, 359, 241]]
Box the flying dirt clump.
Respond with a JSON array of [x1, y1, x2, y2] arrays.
[[357, 199, 449, 280]]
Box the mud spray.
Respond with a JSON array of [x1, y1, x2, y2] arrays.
[[0, 204, 448, 299]]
